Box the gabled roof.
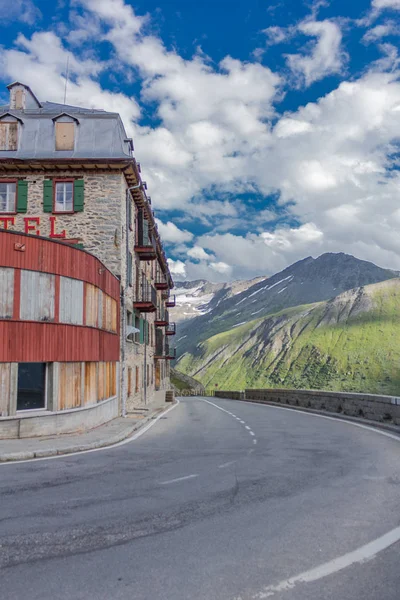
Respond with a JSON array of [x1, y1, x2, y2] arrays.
[[7, 81, 42, 108], [52, 112, 80, 124], [0, 112, 23, 124]]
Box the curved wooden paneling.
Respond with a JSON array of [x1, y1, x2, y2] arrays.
[[0, 230, 119, 299], [0, 321, 119, 362], [0, 230, 120, 364]]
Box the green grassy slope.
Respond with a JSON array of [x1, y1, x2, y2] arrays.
[[177, 279, 400, 396]]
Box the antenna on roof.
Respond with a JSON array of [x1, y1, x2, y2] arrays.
[[63, 54, 70, 105]]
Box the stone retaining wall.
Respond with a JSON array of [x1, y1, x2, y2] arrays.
[[215, 391, 245, 400], [214, 388, 400, 426]]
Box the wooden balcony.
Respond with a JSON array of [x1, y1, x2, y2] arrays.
[[134, 215, 157, 261], [154, 342, 176, 360], [155, 273, 169, 290], [155, 307, 169, 327], [165, 294, 176, 308], [133, 283, 157, 313]]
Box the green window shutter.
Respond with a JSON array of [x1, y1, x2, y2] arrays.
[[43, 179, 53, 212], [16, 180, 28, 213], [145, 321, 149, 344], [74, 179, 84, 212], [139, 318, 145, 344], [73, 243, 84, 250]]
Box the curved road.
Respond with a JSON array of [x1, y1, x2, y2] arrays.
[[1, 397, 400, 600]]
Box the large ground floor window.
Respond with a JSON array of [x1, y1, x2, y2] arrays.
[[17, 363, 46, 411]]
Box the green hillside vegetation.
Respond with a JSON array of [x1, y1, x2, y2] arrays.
[[177, 279, 400, 396]]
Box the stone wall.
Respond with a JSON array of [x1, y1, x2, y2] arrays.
[[1, 170, 171, 411], [1, 171, 123, 276], [214, 391, 245, 400], [230, 388, 400, 426]]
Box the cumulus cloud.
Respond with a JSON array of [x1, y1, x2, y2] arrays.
[[0, 0, 41, 24], [286, 19, 346, 87], [155, 219, 193, 244], [187, 246, 211, 261], [1, 0, 400, 281], [372, 0, 400, 9], [362, 21, 400, 43], [167, 259, 186, 278]]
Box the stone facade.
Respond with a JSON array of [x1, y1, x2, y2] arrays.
[[0, 171, 123, 276], [0, 169, 172, 412]]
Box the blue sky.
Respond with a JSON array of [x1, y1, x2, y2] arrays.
[[1, 0, 400, 281]]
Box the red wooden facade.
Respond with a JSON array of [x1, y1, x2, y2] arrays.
[[0, 230, 120, 363], [0, 230, 119, 298]]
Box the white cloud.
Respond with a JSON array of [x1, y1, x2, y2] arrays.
[[372, 0, 400, 9], [210, 262, 233, 275], [155, 219, 193, 244], [2, 0, 400, 282], [286, 20, 346, 87], [362, 21, 400, 43], [262, 26, 289, 45], [167, 259, 186, 278], [187, 246, 211, 261], [0, 32, 141, 127], [0, 0, 41, 24]]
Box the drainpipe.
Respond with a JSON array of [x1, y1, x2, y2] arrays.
[[121, 183, 142, 418], [144, 313, 147, 405]]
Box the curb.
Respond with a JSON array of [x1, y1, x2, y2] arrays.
[[0, 402, 176, 462], [221, 397, 400, 436]]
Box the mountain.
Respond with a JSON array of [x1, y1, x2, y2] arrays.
[[177, 278, 400, 396], [171, 276, 267, 322], [170, 368, 205, 394], [175, 253, 397, 358]]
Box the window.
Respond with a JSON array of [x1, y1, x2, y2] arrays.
[[135, 366, 139, 394], [55, 181, 74, 213], [128, 368, 132, 396], [55, 122, 75, 151], [15, 90, 24, 110], [0, 122, 18, 151], [127, 311, 134, 342], [17, 363, 46, 411], [0, 182, 16, 213]]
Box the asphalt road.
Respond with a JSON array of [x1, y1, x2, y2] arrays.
[[1, 397, 400, 600]]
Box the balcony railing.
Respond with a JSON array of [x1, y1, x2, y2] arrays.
[[155, 306, 169, 326], [165, 294, 176, 308], [155, 270, 169, 290], [133, 282, 157, 313], [166, 344, 176, 360], [135, 213, 157, 261], [166, 322, 176, 336]]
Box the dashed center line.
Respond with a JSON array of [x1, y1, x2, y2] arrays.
[[218, 461, 237, 469], [159, 474, 199, 485], [201, 399, 258, 448]]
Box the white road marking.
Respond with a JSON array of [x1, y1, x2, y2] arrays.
[[0, 400, 180, 466], [245, 425, 251, 430], [239, 420, 245, 424], [159, 474, 199, 485], [253, 525, 400, 598], [249, 431, 255, 436], [203, 398, 400, 597], [218, 461, 236, 469], [232, 399, 400, 444]]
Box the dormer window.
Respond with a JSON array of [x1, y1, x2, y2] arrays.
[[53, 113, 79, 151], [0, 115, 21, 151]]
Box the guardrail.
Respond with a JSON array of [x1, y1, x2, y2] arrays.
[[213, 388, 400, 427]]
